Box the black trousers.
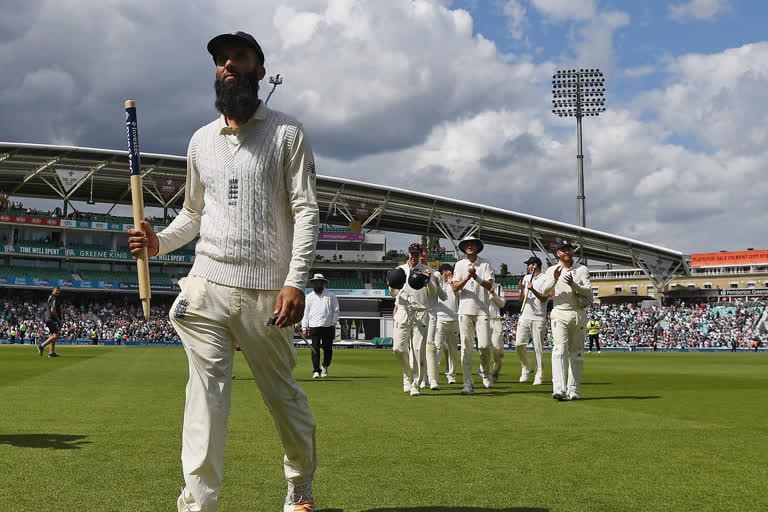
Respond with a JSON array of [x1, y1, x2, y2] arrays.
[[588, 333, 600, 351], [309, 326, 334, 372]]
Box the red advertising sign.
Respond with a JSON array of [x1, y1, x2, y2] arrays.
[[503, 290, 521, 299], [691, 250, 768, 266], [0, 214, 59, 226]]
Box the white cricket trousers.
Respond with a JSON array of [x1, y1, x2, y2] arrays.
[[170, 275, 317, 512], [393, 306, 428, 386], [458, 314, 491, 387], [489, 317, 505, 376], [427, 319, 458, 383], [410, 313, 435, 385], [550, 309, 586, 396], [515, 318, 546, 378]]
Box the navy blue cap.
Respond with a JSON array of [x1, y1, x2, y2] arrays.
[[524, 256, 542, 266], [207, 31, 265, 65], [408, 243, 424, 253]]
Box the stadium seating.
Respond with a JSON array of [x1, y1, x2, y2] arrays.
[[496, 277, 520, 291], [78, 271, 174, 284], [320, 226, 351, 233], [13, 240, 61, 248], [327, 278, 365, 289], [0, 266, 74, 279]]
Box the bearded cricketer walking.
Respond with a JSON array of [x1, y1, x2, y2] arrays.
[[129, 31, 319, 512]]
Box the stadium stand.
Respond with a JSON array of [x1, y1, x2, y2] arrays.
[[496, 277, 520, 290], [0, 266, 74, 280], [320, 226, 351, 233], [78, 271, 175, 284], [0, 294, 180, 343], [2, 292, 764, 348], [326, 278, 365, 289]]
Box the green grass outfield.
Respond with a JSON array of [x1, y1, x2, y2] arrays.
[[1, 345, 766, 512]]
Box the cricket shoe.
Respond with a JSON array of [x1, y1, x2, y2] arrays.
[[568, 393, 580, 401], [409, 383, 421, 396], [519, 368, 532, 383], [461, 384, 475, 395], [492, 371, 500, 382], [552, 392, 567, 401], [419, 380, 426, 389], [285, 482, 314, 512], [429, 380, 439, 390], [312, 371, 320, 379], [447, 376, 456, 384], [177, 487, 200, 512], [477, 366, 484, 376], [320, 366, 328, 377], [482, 376, 495, 389], [532, 375, 543, 386], [284, 502, 314, 512], [48, 353, 61, 358]]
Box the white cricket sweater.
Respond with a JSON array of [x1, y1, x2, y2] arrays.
[[156, 103, 319, 290], [539, 263, 592, 314]]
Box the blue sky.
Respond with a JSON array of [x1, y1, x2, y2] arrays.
[[0, 0, 765, 269]]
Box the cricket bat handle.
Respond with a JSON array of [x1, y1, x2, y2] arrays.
[[125, 99, 151, 319]]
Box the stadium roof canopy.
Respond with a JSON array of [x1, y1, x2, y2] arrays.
[[0, 142, 688, 284]]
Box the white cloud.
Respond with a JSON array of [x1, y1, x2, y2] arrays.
[[503, 0, 527, 40], [567, 10, 630, 74], [639, 42, 768, 155], [529, 0, 596, 22], [0, 0, 766, 260], [621, 65, 654, 78], [669, 0, 731, 21]]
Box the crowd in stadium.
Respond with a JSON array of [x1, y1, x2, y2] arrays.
[[0, 295, 179, 344], [582, 301, 766, 350], [1, 293, 764, 349]]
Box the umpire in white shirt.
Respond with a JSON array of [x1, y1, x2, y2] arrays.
[[453, 235, 495, 394], [301, 273, 340, 379], [515, 256, 548, 386], [538, 241, 592, 401]]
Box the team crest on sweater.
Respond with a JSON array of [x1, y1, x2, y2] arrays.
[[228, 178, 239, 205]]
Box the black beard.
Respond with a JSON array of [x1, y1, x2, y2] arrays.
[[214, 70, 261, 122]]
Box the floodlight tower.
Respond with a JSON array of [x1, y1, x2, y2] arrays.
[[552, 69, 606, 228], [265, 74, 283, 105]]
